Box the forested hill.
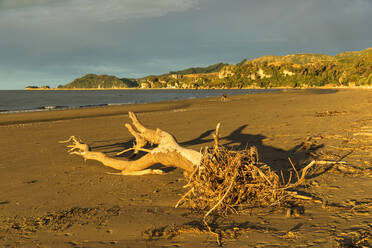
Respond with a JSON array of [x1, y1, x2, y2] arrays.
[[58, 48, 371, 89], [59, 74, 138, 89], [169, 63, 227, 75], [221, 47, 372, 88]]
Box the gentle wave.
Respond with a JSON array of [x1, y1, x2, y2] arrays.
[[0, 103, 117, 114], [0, 89, 278, 114]]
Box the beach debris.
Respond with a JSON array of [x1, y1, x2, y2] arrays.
[[1, 206, 121, 234], [175, 145, 316, 218], [315, 110, 346, 117], [171, 125, 318, 245], [60, 112, 316, 213], [60, 112, 201, 175], [59, 112, 325, 246], [335, 226, 372, 248], [142, 220, 278, 242]]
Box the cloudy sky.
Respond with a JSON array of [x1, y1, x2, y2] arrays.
[[0, 0, 371, 89]]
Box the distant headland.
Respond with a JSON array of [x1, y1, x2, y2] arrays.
[[26, 47, 372, 90]]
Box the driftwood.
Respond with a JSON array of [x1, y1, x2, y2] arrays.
[[61, 111, 316, 216], [60, 112, 324, 246], [176, 146, 316, 216], [60, 112, 202, 175]]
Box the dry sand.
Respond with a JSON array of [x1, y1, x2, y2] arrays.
[[0, 89, 371, 247]]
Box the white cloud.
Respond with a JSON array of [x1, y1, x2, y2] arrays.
[[0, 0, 59, 9], [0, 0, 199, 22]]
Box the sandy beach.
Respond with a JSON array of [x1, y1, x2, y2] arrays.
[[0, 89, 371, 247]]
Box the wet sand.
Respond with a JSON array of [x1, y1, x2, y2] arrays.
[[0, 89, 371, 247]]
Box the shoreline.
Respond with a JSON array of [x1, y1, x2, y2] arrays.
[[5, 86, 372, 109], [3, 87, 371, 117], [0, 88, 368, 125], [0, 99, 195, 126], [22, 85, 372, 90], [0, 88, 278, 116]]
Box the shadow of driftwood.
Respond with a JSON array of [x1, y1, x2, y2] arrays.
[[92, 140, 135, 155], [306, 151, 352, 179], [180, 129, 215, 147], [180, 125, 323, 174]]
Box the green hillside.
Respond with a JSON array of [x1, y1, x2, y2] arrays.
[[59, 47, 371, 89], [60, 74, 138, 89], [250, 53, 336, 65], [212, 47, 372, 88], [336, 47, 372, 63], [169, 63, 227, 75]]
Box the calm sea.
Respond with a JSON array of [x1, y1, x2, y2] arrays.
[[0, 89, 277, 113]]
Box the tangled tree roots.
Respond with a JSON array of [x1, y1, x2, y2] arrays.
[[176, 145, 314, 219]]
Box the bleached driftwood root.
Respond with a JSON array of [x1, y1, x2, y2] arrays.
[[60, 112, 202, 175]]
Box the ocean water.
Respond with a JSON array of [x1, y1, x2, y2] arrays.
[[0, 89, 277, 113]]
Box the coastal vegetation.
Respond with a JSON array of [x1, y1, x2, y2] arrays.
[[54, 47, 372, 89], [58, 74, 138, 89], [169, 62, 227, 75], [25, 85, 50, 90]]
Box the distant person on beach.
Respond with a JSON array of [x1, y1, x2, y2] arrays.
[[221, 94, 228, 102]]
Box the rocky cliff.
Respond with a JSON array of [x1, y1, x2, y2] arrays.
[[58, 47, 372, 89]]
